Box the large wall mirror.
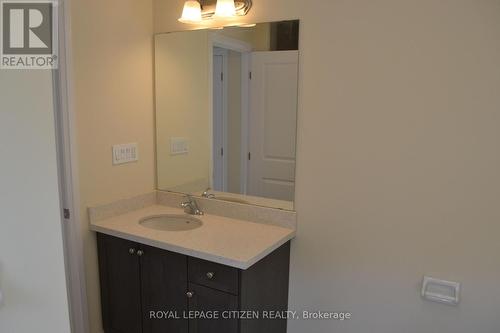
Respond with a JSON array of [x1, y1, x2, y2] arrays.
[[155, 20, 299, 210]]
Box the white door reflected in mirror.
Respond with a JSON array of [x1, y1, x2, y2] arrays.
[[247, 51, 298, 201]]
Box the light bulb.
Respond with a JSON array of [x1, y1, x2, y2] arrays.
[[214, 0, 236, 18], [178, 1, 202, 23]]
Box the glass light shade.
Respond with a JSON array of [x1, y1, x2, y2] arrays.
[[178, 1, 202, 23], [237, 23, 256, 27], [214, 0, 237, 18]]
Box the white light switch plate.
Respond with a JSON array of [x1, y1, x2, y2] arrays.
[[112, 143, 138, 165], [170, 137, 189, 155]]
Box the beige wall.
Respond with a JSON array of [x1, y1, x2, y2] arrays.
[[69, 0, 155, 332], [0, 71, 71, 333], [250, 23, 271, 51], [218, 23, 271, 51], [154, 1, 500, 332], [155, 31, 211, 192]]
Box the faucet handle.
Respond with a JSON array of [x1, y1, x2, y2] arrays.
[[202, 188, 215, 199], [181, 195, 204, 215], [181, 195, 193, 204]]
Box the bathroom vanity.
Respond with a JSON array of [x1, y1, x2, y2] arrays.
[[91, 192, 296, 333], [97, 233, 290, 333]]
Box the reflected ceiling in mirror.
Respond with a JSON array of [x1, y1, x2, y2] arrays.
[[155, 20, 299, 210]]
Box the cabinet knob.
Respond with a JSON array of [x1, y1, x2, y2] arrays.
[[129, 248, 136, 255], [136, 250, 144, 257], [206, 272, 215, 279], [186, 291, 195, 298]]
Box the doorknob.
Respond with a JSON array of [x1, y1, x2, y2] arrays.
[[136, 250, 144, 257], [128, 248, 136, 255], [186, 291, 195, 298]]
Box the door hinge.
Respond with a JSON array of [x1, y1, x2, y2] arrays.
[[221, 72, 224, 81], [248, 152, 251, 160], [249, 71, 252, 80], [63, 208, 71, 219], [221, 147, 224, 156]]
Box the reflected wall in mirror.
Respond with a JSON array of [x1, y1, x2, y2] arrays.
[[155, 20, 299, 210]]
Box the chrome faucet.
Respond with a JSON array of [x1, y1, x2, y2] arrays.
[[181, 196, 204, 215], [201, 187, 216, 199]]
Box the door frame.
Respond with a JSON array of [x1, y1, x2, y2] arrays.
[[53, 0, 89, 332], [239, 51, 251, 194], [207, 33, 252, 193], [212, 47, 228, 191]]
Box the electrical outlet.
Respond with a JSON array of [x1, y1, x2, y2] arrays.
[[112, 143, 138, 165]]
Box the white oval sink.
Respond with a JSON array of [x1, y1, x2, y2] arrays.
[[139, 214, 202, 231]]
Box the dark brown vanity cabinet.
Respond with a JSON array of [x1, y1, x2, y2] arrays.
[[97, 233, 291, 333]]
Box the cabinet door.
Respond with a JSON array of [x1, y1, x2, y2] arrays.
[[187, 283, 238, 333], [97, 233, 142, 333], [140, 245, 188, 333]]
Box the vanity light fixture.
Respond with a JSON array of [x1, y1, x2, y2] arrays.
[[178, 0, 252, 25], [214, 0, 236, 18], [178, 1, 203, 23]]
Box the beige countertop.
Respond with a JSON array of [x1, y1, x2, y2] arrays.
[[90, 204, 295, 269]]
